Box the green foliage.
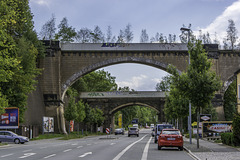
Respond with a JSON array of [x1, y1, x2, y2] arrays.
[[233, 113, 240, 146], [75, 100, 86, 123], [64, 89, 78, 122], [186, 41, 221, 110], [0, 0, 43, 121], [221, 132, 233, 146], [79, 69, 117, 91], [155, 75, 171, 91], [224, 80, 237, 121], [55, 17, 77, 42]]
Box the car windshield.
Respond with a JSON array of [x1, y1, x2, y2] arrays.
[[130, 128, 137, 130], [162, 130, 180, 135], [158, 125, 172, 131]]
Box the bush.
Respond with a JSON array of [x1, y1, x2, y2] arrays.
[[233, 113, 240, 146], [221, 132, 233, 146]]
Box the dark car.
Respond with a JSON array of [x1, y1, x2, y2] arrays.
[[128, 127, 139, 137], [0, 131, 29, 144], [154, 124, 173, 143], [114, 128, 124, 135], [158, 129, 183, 151]]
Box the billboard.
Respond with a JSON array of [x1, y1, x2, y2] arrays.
[[43, 117, 54, 132], [0, 107, 19, 129], [202, 121, 232, 137]]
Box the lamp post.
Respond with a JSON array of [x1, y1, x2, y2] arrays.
[[180, 27, 192, 144]]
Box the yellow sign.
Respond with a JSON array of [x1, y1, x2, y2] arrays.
[[118, 114, 122, 128], [192, 122, 197, 126]]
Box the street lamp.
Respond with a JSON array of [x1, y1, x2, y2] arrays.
[[180, 27, 192, 144]]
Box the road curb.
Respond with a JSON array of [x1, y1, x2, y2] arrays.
[[183, 146, 201, 160]]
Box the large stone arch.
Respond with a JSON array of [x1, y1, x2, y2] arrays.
[[61, 57, 182, 100]]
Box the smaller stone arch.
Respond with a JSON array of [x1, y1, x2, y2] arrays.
[[109, 102, 160, 115]]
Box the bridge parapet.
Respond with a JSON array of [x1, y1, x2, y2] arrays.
[[79, 91, 169, 99]]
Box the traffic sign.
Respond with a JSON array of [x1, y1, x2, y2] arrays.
[[106, 128, 110, 134]]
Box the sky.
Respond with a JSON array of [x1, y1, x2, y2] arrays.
[[29, 0, 240, 91]]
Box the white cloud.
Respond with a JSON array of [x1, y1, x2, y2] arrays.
[[117, 75, 148, 90], [30, 0, 50, 7], [195, 0, 240, 42]]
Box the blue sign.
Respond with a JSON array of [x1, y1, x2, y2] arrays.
[[0, 108, 19, 129]]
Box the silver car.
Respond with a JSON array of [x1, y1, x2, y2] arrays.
[[0, 131, 29, 144], [128, 127, 139, 137]]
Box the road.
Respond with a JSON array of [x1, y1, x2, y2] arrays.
[[0, 129, 194, 160]]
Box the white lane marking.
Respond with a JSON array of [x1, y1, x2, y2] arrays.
[[77, 146, 83, 148], [141, 136, 152, 160], [44, 154, 56, 159], [72, 143, 78, 145], [63, 149, 72, 152], [87, 144, 92, 146], [113, 135, 148, 160], [79, 152, 92, 157], [23, 149, 32, 152], [110, 143, 116, 145], [19, 153, 36, 159], [40, 146, 48, 149], [1, 153, 14, 158]]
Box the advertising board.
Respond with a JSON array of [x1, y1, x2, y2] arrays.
[[0, 107, 19, 129], [43, 117, 54, 132], [202, 121, 232, 137]]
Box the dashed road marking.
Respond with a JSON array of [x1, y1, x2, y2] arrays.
[[141, 136, 152, 160], [19, 153, 36, 159], [79, 152, 92, 158], [63, 149, 72, 152], [77, 146, 83, 148], [44, 154, 56, 159], [23, 149, 32, 152], [1, 153, 13, 158]]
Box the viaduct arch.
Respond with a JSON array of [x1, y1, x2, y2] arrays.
[[32, 40, 240, 133]]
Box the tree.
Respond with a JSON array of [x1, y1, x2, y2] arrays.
[[55, 17, 77, 42], [117, 29, 125, 43], [81, 70, 117, 91], [39, 14, 56, 40], [91, 25, 104, 43], [184, 40, 221, 148], [0, 0, 43, 121], [64, 89, 78, 133], [224, 80, 237, 121], [124, 24, 134, 43], [155, 75, 171, 91], [226, 19, 238, 50], [140, 29, 149, 43], [76, 27, 92, 43], [106, 26, 116, 43], [75, 100, 86, 134]]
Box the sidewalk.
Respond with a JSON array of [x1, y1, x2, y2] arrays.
[[183, 137, 240, 160]]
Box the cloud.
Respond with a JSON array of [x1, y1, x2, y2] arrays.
[[195, 0, 240, 42], [117, 75, 162, 91], [117, 75, 148, 90], [30, 0, 50, 7]]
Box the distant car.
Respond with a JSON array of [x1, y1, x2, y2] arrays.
[[0, 131, 29, 144], [155, 124, 173, 143], [150, 124, 154, 129], [157, 129, 183, 151], [114, 128, 124, 135], [128, 127, 139, 137]]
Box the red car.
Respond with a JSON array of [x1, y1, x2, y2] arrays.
[[158, 129, 183, 151]]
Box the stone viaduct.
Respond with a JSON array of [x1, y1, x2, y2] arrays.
[[25, 40, 240, 133]]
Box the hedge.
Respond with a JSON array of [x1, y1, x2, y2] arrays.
[[221, 132, 233, 146], [233, 113, 240, 146]]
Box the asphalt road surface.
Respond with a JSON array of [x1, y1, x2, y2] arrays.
[[0, 129, 194, 160]]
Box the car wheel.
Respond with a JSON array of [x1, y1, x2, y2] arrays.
[[137, 134, 139, 137], [21, 142, 25, 144], [155, 139, 157, 143], [128, 134, 130, 137], [115, 133, 117, 135], [122, 133, 124, 135], [179, 147, 183, 151], [14, 138, 20, 144], [158, 145, 161, 150]]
